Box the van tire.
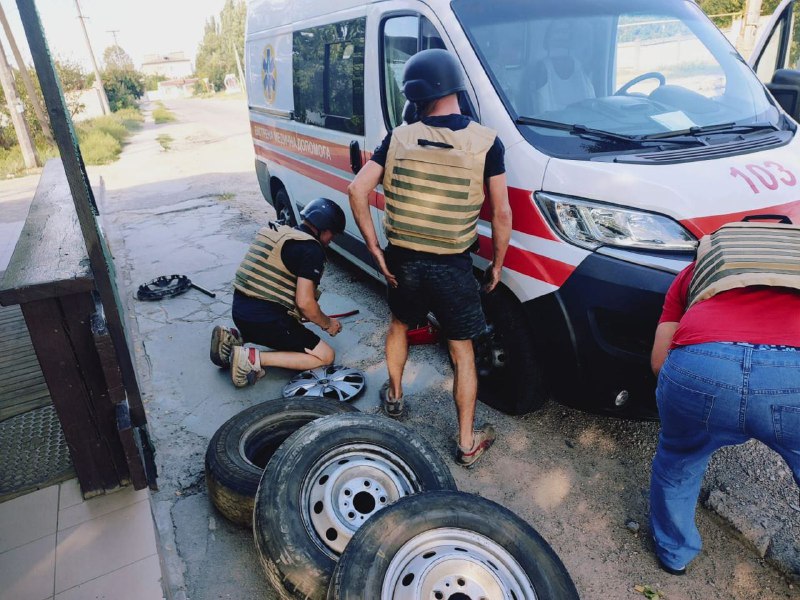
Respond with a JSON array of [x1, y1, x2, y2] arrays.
[[204, 397, 357, 526], [274, 187, 297, 226], [253, 413, 456, 600], [477, 286, 548, 414], [328, 491, 580, 600]]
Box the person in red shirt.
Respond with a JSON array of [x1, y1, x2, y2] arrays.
[[650, 228, 800, 576]]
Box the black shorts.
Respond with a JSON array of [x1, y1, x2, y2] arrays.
[[233, 313, 321, 353], [386, 247, 486, 340]]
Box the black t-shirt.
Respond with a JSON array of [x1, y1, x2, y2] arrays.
[[370, 114, 505, 180], [233, 224, 325, 322]]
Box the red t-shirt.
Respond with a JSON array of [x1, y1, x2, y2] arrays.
[[659, 263, 800, 348]]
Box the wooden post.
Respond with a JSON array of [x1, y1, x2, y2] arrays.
[[0, 33, 38, 168], [0, 3, 53, 143], [15, 0, 147, 428]]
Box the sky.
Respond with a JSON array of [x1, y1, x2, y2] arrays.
[[2, 0, 229, 71]]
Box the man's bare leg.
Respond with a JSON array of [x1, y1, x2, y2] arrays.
[[448, 338, 478, 449], [386, 315, 409, 400]]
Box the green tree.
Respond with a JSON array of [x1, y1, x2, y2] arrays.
[[195, 16, 226, 90], [195, 1, 246, 91], [103, 69, 144, 111], [144, 73, 167, 91], [103, 44, 134, 71], [99, 44, 144, 111], [0, 58, 89, 149]]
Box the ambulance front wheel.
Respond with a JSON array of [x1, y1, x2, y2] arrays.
[[477, 286, 549, 414], [274, 187, 298, 226]]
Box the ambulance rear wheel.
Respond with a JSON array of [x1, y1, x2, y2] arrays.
[[477, 286, 548, 414], [274, 187, 297, 226]]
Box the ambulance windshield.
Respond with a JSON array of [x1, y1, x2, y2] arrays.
[[452, 0, 787, 156]]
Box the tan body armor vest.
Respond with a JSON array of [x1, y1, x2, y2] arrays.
[[234, 224, 320, 319], [687, 221, 800, 307], [382, 120, 497, 254]]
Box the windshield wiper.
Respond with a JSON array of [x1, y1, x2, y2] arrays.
[[642, 121, 779, 140], [515, 116, 701, 146]]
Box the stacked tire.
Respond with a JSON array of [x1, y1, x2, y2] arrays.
[[253, 413, 457, 599], [204, 396, 358, 526], [205, 400, 579, 599]]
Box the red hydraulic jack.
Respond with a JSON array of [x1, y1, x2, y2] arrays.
[[407, 321, 440, 345]]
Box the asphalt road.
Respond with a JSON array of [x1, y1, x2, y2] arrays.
[[33, 96, 799, 599]]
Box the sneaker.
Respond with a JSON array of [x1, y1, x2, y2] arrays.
[[455, 424, 496, 468], [210, 326, 243, 368], [230, 346, 264, 387], [380, 379, 404, 418]]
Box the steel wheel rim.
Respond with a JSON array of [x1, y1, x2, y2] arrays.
[[382, 527, 537, 600], [300, 443, 417, 558], [282, 365, 365, 402]]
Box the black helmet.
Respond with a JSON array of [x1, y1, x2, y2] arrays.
[[402, 49, 465, 103], [300, 198, 346, 234]]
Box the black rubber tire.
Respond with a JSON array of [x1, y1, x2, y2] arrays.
[[274, 187, 298, 226], [329, 490, 580, 600], [477, 285, 549, 415], [253, 413, 457, 600], [204, 397, 357, 526]]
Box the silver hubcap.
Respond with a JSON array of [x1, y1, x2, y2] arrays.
[[283, 365, 365, 402], [382, 528, 537, 600], [301, 444, 417, 557]]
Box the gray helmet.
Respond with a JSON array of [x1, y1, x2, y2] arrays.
[[402, 49, 466, 103], [300, 198, 346, 234]]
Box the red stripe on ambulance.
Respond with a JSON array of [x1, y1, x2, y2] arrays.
[[681, 199, 800, 237], [254, 136, 576, 289]]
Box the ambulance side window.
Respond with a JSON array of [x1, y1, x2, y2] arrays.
[[293, 18, 366, 135], [381, 15, 446, 129]]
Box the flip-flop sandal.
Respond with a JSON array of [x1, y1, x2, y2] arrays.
[[379, 379, 404, 418]]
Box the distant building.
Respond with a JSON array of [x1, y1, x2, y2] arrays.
[[140, 52, 193, 79], [145, 78, 202, 101]]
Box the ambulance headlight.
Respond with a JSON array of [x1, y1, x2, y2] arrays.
[[535, 192, 697, 252]]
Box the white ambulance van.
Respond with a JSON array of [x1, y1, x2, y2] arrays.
[[245, 0, 800, 418]]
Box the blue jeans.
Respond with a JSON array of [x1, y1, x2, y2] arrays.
[[650, 342, 800, 570]]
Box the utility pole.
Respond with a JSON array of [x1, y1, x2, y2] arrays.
[[231, 42, 245, 90], [0, 34, 37, 167], [107, 29, 119, 46], [0, 3, 52, 143], [74, 0, 110, 114], [736, 0, 764, 61]]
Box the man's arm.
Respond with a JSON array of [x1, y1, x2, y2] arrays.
[[483, 173, 512, 293], [296, 277, 341, 336], [347, 161, 397, 287], [651, 321, 679, 375]]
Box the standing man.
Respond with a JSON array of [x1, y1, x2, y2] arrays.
[[209, 198, 346, 387], [347, 48, 512, 467], [649, 218, 800, 575]]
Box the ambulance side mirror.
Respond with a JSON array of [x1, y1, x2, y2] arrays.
[[349, 141, 363, 174]]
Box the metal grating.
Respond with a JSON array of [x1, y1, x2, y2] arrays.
[[0, 404, 73, 502]]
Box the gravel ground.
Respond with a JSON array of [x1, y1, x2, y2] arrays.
[[84, 96, 800, 600]]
